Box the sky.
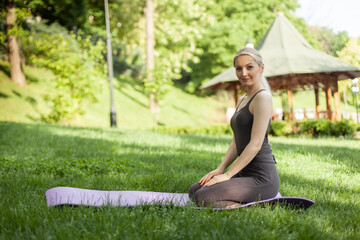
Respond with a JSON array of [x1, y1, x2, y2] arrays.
[[295, 0, 360, 37]]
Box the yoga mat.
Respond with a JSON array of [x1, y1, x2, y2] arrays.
[[45, 187, 190, 207], [45, 187, 314, 209]]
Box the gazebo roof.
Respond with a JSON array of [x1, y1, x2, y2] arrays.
[[200, 13, 360, 90]]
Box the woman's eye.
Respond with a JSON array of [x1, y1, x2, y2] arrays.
[[247, 66, 253, 70], [236, 67, 242, 72]]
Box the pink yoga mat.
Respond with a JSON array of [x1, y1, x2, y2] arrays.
[[45, 187, 314, 209]]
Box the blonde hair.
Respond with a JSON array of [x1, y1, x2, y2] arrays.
[[233, 47, 271, 93]]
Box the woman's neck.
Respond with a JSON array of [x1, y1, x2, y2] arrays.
[[246, 83, 263, 96]]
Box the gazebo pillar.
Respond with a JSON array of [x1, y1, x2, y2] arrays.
[[324, 82, 332, 120], [314, 84, 320, 119], [287, 89, 294, 120], [334, 79, 342, 121]]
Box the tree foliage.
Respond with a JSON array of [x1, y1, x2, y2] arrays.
[[337, 38, 360, 68], [337, 38, 360, 106], [308, 26, 349, 57], [182, 0, 324, 92], [22, 22, 106, 123], [3, 0, 354, 123]]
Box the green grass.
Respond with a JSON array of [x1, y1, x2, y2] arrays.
[[0, 61, 55, 123], [1, 122, 359, 239], [1, 60, 358, 130], [0, 61, 225, 129]]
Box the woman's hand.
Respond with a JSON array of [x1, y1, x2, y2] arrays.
[[202, 173, 231, 187], [198, 169, 223, 186]]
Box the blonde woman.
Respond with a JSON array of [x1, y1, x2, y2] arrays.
[[189, 47, 279, 208]]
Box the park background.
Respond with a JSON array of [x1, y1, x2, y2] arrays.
[[1, 0, 360, 239]]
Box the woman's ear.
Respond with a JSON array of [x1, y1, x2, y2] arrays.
[[260, 64, 264, 73]]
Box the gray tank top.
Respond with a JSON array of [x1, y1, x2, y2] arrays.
[[230, 89, 274, 163]]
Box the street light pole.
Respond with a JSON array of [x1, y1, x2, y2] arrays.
[[352, 78, 359, 123], [104, 0, 117, 127]]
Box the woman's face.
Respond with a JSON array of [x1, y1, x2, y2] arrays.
[[234, 55, 264, 87]]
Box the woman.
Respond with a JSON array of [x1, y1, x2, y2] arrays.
[[188, 47, 279, 208]]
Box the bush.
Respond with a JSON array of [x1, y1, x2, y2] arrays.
[[21, 22, 106, 124], [269, 121, 293, 136], [157, 119, 356, 138], [296, 119, 356, 137], [157, 124, 232, 135], [333, 119, 356, 136], [269, 121, 286, 136]]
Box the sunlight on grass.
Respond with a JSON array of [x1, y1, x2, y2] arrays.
[[0, 61, 225, 129], [1, 122, 359, 239]]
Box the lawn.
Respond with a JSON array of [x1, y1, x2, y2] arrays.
[[0, 121, 359, 239], [1, 60, 358, 130], [0, 60, 225, 129]]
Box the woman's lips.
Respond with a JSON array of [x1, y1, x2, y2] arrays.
[[242, 78, 250, 82]]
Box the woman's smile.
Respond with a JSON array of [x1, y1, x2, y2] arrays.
[[234, 55, 263, 87]]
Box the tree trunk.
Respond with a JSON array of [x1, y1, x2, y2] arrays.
[[145, 0, 157, 113], [6, 0, 26, 87]]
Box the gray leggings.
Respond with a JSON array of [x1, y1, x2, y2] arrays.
[[188, 164, 280, 207]]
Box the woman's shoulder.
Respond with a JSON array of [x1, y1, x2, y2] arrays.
[[252, 90, 272, 107], [255, 90, 272, 99]]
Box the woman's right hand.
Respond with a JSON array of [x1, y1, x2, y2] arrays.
[[199, 169, 222, 186]]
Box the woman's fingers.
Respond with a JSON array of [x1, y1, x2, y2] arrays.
[[199, 169, 222, 185], [199, 177, 205, 185], [203, 174, 230, 188], [199, 173, 213, 185], [202, 178, 214, 187], [203, 177, 219, 187], [199, 175, 208, 185]]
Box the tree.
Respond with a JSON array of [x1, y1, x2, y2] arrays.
[[145, 0, 157, 114], [4, 0, 26, 86], [22, 22, 106, 123], [25, 0, 90, 32], [308, 26, 349, 57], [182, 0, 322, 92], [337, 38, 360, 107], [1, 0, 103, 87]]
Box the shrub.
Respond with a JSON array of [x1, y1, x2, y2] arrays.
[[333, 119, 356, 136], [296, 119, 356, 137], [315, 119, 334, 136], [157, 124, 232, 135], [157, 119, 356, 138], [269, 121, 293, 136], [21, 22, 106, 124], [269, 121, 286, 136]]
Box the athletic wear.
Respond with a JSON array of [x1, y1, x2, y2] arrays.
[[189, 89, 280, 207], [231, 89, 272, 158]]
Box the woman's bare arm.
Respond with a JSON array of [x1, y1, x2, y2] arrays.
[[203, 91, 273, 187], [198, 95, 246, 186], [217, 136, 238, 172], [198, 136, 238, 185]]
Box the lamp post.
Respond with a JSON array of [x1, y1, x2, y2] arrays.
[[104, 0, 117, 127], [352, 78, 359, 123]]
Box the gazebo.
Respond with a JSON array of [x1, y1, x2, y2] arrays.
[[200, 13, 360, 121]]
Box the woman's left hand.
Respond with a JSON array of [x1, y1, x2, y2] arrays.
[[202, 173, 231, 187]]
